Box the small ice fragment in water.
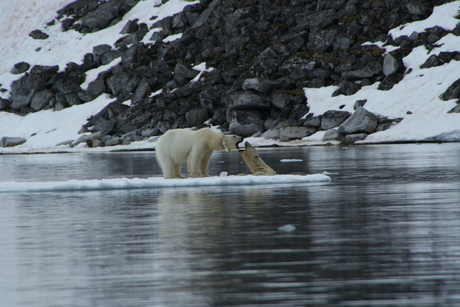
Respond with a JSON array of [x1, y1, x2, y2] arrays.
[[219, 171, 228, 177], [278, 224, 296, 232], [280, 159, 303, 162]]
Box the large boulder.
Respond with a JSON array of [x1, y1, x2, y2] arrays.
[[383, 53, 400, 76], [242, 78, 277, 94], [224, 92, 271, 110], [30, 90, 54, 111], [338, 107, 379, 134], [186, 107, 209, 127], [279, 126, 316, 142], [320, 110, 351, 130], [271, 90, 306, 109], [227, 109, 264, 137], [0, 137, 27, 147], [79, 0, 125, 30], [10, 74, 46, 109]]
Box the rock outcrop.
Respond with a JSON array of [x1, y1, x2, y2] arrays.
[[1, 0, 457, 147]]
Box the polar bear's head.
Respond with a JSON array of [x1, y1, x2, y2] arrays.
[[222, 134, 243, 151]]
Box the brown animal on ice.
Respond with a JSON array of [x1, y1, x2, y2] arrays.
[[239, 141, 276, 176]]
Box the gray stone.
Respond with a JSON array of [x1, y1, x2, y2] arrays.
[[120, 19, 138, 34], [383, 53, 399, 76], [29, 29, 49, 40], [303, 115, 322, 128], [342, 63, 381, 80], [0, 137, 27, 147], [271, 90, 306, 109], [141, 128, 159, 137], [340, 133, 368, 146], [320, 110, 351, 130], [11, 74, 45, 109], [30, 90, 54, 111], [73, 132, 102, 146], [227, 109, 264, 137], [338, 107, 378, 134], [225, 92, 271, 110], [185, 107, 209, 127], [105, 137, 122, 146], [10, 62, 30, 74], [242, 78, 277, 94], [279, 126, 316, 142], [354, 99, 367, 110], [261, 129, 280, 140], [80, 0, 125, 30], [322, 129, 344, 141]]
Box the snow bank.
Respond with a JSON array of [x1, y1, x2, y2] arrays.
[[0, 174, 331, 193]]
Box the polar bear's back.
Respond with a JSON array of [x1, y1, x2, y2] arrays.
[[156, 129, 196, 162]]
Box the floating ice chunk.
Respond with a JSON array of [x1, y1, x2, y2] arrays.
[[278, 224, 296, 232], [219, 171, 228, 177], [280, 159, 303, 162]]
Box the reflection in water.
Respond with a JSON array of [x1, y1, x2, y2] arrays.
[[1, 144, 460, 306]]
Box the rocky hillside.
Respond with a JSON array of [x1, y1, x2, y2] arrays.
[[1, 0, 459, 148]]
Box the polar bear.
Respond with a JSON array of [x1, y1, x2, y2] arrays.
[[239, 141, 276, 176], [155, 128, 243, 179]]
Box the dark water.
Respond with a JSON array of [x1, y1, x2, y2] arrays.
[[1, 143, 460, 306]]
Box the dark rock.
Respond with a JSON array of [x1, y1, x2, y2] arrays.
[[320, 110, 351, 130], [271, 90, 306, 109], [342, 62, 381, 80], [227, 109, 264, 137], [30, 90, 54, 111], [105, 137, 122, 146], [29, 29, 49, 40], [242, 78, 277, 94], [132, 78, 151, 104], [322, 129, 345, 141], [440, 78, 460, 101], [338, 107, 378, 134], [225, 92, 271, 110], [0, 98, 9, 110], [80, 0, 125, 31], [289, 103, 310, 121], [83, 77, 107, 101], [120, 19, 138, 34], [0, 137, 27, 147], [106, 74, 130, 96], [186, 106, 209, 126], [10, 62, 30, 74], [11, 74, 46, 109], [333, 80, 361, 96], [420, 54, 439, 69], [174, 63, 199, 86], [383, 53, 399, 76], [210, 107, 227, 126], [303, 114, 322, 128], [448, 104, 460, 114], [406, 3, 430, 16], [339, 133, 368, 146], [30, 65, 59, 76], [280, 126, 316, 142], [354, 99, 367, 110], [307, 28, 338, 51]]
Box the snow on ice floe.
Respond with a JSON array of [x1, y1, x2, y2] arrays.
[[0, 174, 331, 193]]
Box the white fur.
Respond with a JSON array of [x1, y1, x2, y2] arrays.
[[155, 128, 242, 179]]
